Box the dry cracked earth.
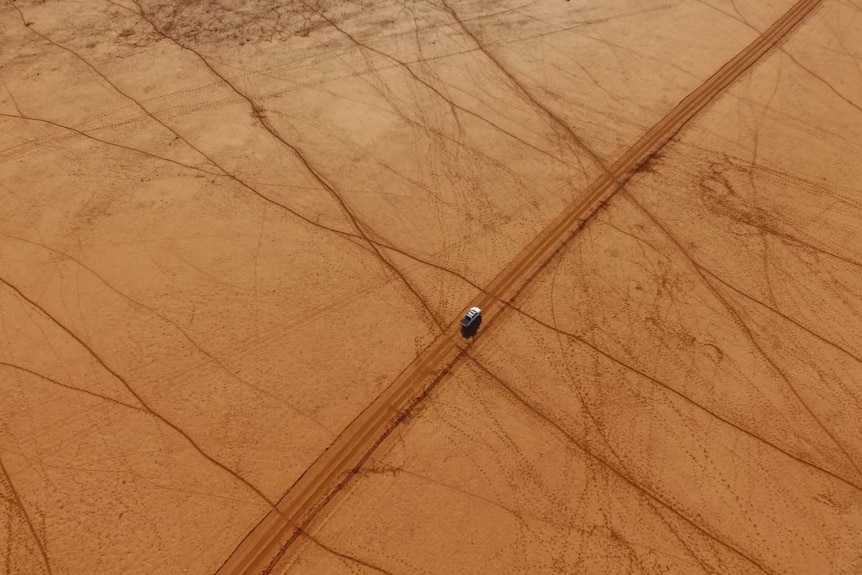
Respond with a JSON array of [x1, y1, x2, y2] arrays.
[[1, 0, 861, 574]]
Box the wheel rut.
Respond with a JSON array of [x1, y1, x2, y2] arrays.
[[214, 1, 824, 573]]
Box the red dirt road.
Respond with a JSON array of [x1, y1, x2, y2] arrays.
[[2, 0, 861, 574], [216, 1, 827, 573]]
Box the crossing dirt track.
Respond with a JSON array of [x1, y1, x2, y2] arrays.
[[1, 1, 862, 574]]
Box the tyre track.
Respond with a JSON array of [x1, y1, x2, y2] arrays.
[[0, 112, 223, 175], [0, 52, 389, 162], [0, 1, 684, 163], [700, 265, 862, 365], [297, 1, 573, 169], [0, 276, 276, 509], [0, 455, 52, 575], [214, 1, 824, 573], [0, 232, 333, 434], [121, 0, 443, 333], [465, 356, 772, 575], [0, 361, 145, 413], [6, 3, 376, 268], [6, 1, 221, 172], [626, 192, 862, 480], [299, 530, 396, 575]]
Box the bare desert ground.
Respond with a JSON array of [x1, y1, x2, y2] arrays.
[[1, 0, 860, 574]]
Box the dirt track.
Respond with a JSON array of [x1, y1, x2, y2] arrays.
[[2, 0, 861, 574], [216, 2, 829, 573]]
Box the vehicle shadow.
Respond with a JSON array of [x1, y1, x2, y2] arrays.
[[460, 316, 482, 339]]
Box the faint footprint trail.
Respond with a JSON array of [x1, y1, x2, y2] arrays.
[[0, 276, 277, 509]]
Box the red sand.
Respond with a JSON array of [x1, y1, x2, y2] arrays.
[[1, 1, 860, 574]]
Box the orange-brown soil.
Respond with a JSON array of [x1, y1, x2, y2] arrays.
[[1, 1, 860, 574]]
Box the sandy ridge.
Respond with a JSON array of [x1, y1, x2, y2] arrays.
[[214, 1, 824, 573]]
